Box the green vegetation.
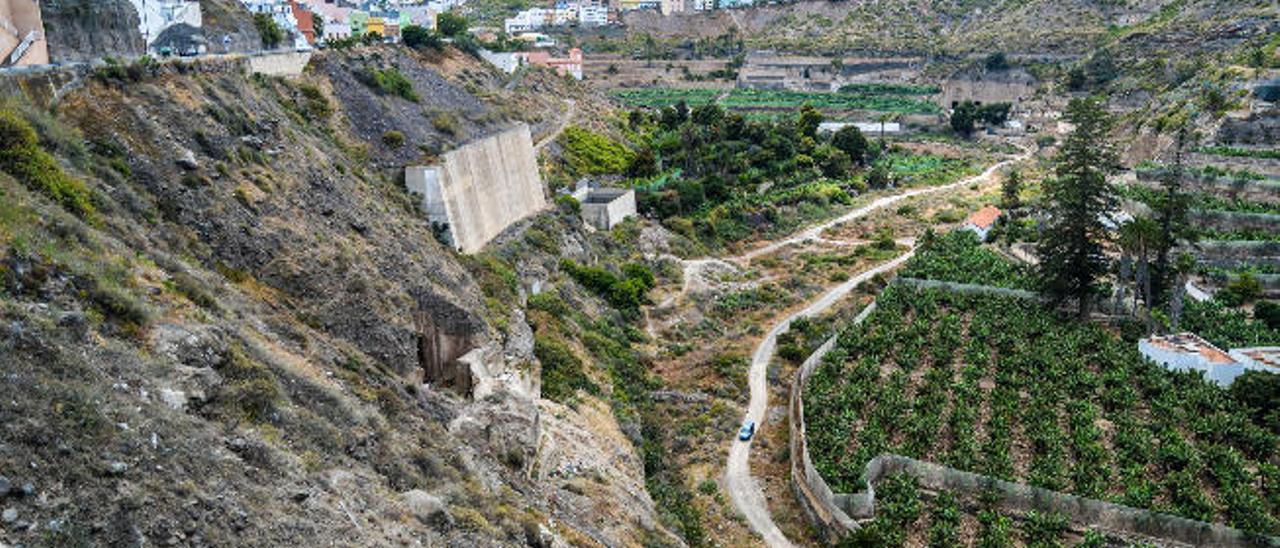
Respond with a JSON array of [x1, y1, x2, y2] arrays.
[[534, 335, 598, 404], [806, 284, 1280, 534], [558, 126, 635, 177], [0, 109, 95, 218], [559, 259, 654, 314], [1195, 145, 1280, 161], [903, 231, 1035, 289], [625, 104, 978, 251], [1118, 184, 1280, 215], [837, 83, 940, 95], [1181, 298, 1280, 349], [254, 13, 285, 49], [360, 66, 420, 102], [609, 87, 941, 114], [1037, 97, 1117, 316], [402, 24, 444, 51]]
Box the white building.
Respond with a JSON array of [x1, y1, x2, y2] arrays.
[[504, 8, 546, 34], [579, 1, 608, 25], [1138, 333, 1280, 387], [129, 0, 202, 51], [961, 205, 1001, 242]]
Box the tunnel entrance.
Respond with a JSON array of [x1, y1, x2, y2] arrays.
[[414, 294, 482, 396]]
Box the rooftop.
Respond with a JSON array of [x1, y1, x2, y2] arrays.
[[965, 205, 1002, 230], [1231, 347, 1280, 370], [1145, 333, 1237, 365]]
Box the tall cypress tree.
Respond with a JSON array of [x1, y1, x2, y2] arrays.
[[1037, 97, 1119, 317]]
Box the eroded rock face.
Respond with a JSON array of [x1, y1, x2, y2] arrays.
[[449, 392, 541, 484], [40, 0, 145, 62], [534, 399, 683, 547]]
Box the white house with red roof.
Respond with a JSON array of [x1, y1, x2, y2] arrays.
[[962, 205, 1002, 242]]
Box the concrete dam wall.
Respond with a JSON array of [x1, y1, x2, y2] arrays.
[[407, 123, 546, 254]]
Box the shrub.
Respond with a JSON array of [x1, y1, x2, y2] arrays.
[[558, 126, 635, 176], [382, 130, 405, 147], [216, 345, 281, 421], [361, 67, 419, 102], [560, 259, 653, 313], [254, 13, 285, 49], [402, 25, 443, 51], [431, 112, 459, 136], [0, 109, 95, 218], [535, 335, 598, 403], [1255, 300, 1280, 331]]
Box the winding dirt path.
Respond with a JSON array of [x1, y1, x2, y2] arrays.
[[535, 99, 577, 151], [723, 154, 1021, 547]]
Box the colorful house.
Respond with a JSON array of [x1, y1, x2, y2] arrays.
[[962, 205, 1002, 242]]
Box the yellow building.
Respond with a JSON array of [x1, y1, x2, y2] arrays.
[[366, 16, 386, 37]]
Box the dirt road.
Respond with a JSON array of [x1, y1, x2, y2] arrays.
[[723, 154, 1021, 547]]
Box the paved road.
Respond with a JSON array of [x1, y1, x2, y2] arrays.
[[723, 155, 1022, 547]]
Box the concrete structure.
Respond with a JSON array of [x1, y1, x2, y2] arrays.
[[817, 121, 901, 134], [1227, 347, 1280, 375], [247, 50, 312, 76], [1, 0, 48, 67], [580, 188, 637, 230], [961, 205, 1001, 241], [1139, 332, 1248, 386], [405, 124, 546, 254]]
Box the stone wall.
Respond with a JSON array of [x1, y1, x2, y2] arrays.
[[1191, 209, 1280, 234], [1188, 152, 1280, 178], [246, 50, 312, 77], [406, 124, 546, 254], [1135, 168, 1280, 205]]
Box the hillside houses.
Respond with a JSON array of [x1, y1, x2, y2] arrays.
[[962, 205, 1002, 242], [504, 0, 608, 34], [480, 47, 583, 79]]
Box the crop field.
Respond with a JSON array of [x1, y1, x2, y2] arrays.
[[609, 87, 941, 114], [805, 283, 1280, 535], [899, 231, 1034, 289]]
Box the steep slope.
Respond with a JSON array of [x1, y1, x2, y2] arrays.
[[39, 0, 145, 63], [0, 47, 677, 546], [613, 0, 1273, 57]]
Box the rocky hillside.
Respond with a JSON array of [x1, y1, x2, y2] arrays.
[[0, 47, 679, 546], [613, 0, 1273, 57], [39, 0, 146, 63]]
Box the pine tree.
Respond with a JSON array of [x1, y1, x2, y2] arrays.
[[1001, 169, 1022, 210], [1152, 120, 1192, 302], [1036, 97, 1119, 317]]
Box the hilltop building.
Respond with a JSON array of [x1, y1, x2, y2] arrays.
[[1, 0, 49, 66]]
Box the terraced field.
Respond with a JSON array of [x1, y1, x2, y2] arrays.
[[803, 242, 1280, 538], [609, 87, 942, 115]]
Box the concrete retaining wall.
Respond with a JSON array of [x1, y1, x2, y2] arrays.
[[247, 50, 312, 77], [1191, 209, 1280, 234], [1188, 152, 1280, 178], [406, 124, 546, 254], [788, 283, 1280, 546]]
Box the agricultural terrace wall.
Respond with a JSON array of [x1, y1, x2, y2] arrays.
[[1187, 152, 1280, 178], [406, 124, 545, 254], [1135, 168, 1280, 205], [1195, 240, 1280, 260], [247, 50, 312, 77], [1191, 209, 1280, 234], [788, 281, 1279, 547]]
